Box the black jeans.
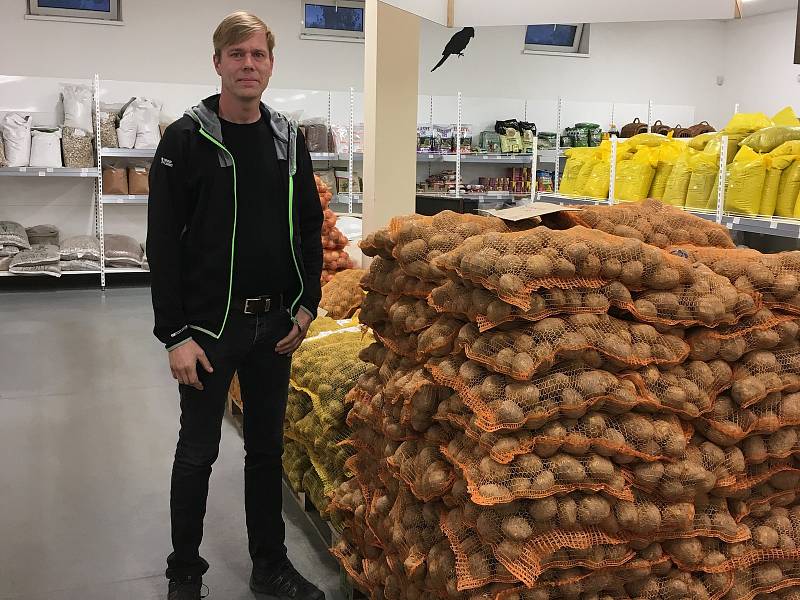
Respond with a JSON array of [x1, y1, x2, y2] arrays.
[[165, 308, 293, 580]]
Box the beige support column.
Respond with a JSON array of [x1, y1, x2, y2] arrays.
[[362, 0, 420, 237]]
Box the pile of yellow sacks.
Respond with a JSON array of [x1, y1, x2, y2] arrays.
[[559, 106, 800, 218]]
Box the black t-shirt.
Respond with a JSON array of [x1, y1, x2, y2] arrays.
[[220, 115, 293, 299]]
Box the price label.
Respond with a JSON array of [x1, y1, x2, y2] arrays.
[[733, 217, 740, 224], [726, 222, 733, 230], [19, 167, 26, 172], [483, 156, 489, 160], [46, 168, 53, 173], [81, 172, 89, 177], [770, 221, 778, 229], [38, 171, 45, 177], [428, 155, 435, 159]]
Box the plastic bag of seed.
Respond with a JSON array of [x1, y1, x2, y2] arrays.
[[62, 127, 94, 168]]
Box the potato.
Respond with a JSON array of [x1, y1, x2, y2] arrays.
[[620, 261, 644, 287], [511, 353, 536, 380], [769, 428, 799, 456], [649, 266, 681, 290], [530, 470, 556, 492], [528, 497, 558, 522], [577, 496, 612, 525], [753, 563, 784, 587], [498, 274, 524, 297], [497, 400, 525, 424], [558, 497, 578, 529], [633, 299, 658, 319], [478, 483, 509, 501], [665, 538, 703, 565], [753, 525, 780, 549], [525, 255, 553, 279], [501, 515, 533, 541], [587, 455, 615, 482], [732, 377, 768, 406], [696, 295, 726, 324], [552, 455, 587, 483]]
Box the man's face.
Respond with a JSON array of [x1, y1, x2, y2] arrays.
[[213, 31, 273, 101]]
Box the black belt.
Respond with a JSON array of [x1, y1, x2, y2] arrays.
[[231, 293, 284, 315]]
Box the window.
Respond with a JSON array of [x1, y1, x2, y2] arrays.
[[301, 0, 364, 41], [28, 0, 120, 20], [524, 24, 588, 55]]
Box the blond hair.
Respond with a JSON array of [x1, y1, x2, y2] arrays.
[[213, 11, 275, 58]]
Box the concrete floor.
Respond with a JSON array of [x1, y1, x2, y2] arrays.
[[0, 287, 344, 600]]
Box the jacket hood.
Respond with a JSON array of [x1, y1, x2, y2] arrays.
[[186, 94, 297, 175]]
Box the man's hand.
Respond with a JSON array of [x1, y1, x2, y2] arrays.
[[276, 310, 313, 355], [169, 339, 213, 390]]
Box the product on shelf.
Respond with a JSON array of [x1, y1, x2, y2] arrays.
[[98, 111, 119, 149], [620, 118, 649, 138], [300, 118, 333, 153], [29, 129, 63, 168], [0, 113, 32, 167], [103, 234, 144, 268], [127, 166, 149, 195], [102, 166, 128, 195], [319, 268, 366, 319], [61, 84, 94, 134], [114, 97, 162, 150], [0, 131, 7, 167], [0, 221, 31, 251], [330, 208, 800, 600], [9, 244, 60, 277], [60, 235, 101, 262], [61, 127, 94, 168], [26, 224, 59, 247]]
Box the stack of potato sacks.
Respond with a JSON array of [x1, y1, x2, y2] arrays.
[[282, 314, 374, 526], [558, 107, 800, 219], [316, 174, 355, 284], [330, 202, 800, 600]]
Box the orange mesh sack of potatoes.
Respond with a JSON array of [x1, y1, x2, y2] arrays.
[[329, 207, 800, 599], [433, 225, 759, 327], [674, 244, 800, 316], [316, 174, 354, 284], [319, 268, 366, 319], [547, 198, 736, 249]]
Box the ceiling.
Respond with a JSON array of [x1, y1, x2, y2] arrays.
[[740, 0, 797, 16]]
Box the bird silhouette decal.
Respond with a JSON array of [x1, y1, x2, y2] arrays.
[[431, 27, 475, 72]]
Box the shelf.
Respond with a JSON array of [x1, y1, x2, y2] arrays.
[[309, 152, 563, 165], [102, 195, 148, 204], [0, 167, 98, 177], [537, 194, 800, 239], [100, 148, 156, 159], [105, 267, 149, 274], [310, 152, 340, 161], [0, 269, 100, 277]]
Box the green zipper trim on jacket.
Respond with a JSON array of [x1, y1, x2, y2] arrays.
[[196, 127, 237, 340], [287, 174, 305, 323]]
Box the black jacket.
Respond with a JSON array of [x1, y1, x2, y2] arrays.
[[147, 94, 323, 350]]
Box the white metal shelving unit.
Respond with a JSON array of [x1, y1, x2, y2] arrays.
[[94, 74, 152, 288]]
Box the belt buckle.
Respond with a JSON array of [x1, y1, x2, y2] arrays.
[[244, 297, 270, 314]]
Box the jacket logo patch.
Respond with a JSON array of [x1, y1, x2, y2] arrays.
[[161, 157, 173, 167]]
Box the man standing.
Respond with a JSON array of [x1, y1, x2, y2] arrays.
[[147, 11, 324, 600]]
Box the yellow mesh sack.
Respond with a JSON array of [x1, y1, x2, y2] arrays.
[[776, 158, 800, 217], [724, 146, 768, 216], [583, 158, 611, 199], [685, 147, 720, 210], [662, 147, 694, 206], [649, 142, 682, 200], [724, 112, 773, 135], [559, 147, 595, 195], [742, 126, 800, 153], [616, 146, 657, 202]]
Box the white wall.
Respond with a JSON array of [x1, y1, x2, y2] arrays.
[[721, 8, 800, 118], [418, 19, 726, 127], [0, 0, 365, 91]]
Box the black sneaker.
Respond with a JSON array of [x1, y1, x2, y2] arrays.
[[250, 558, 325, 599], [168, 575, 208, 600]]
